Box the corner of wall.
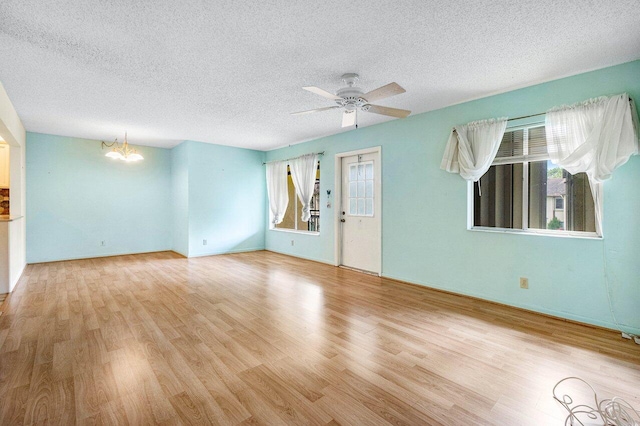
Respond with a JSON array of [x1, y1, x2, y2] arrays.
[[170, 141, 191, 256], [172, 140, 267, 258], [0, 81, 27, 292]]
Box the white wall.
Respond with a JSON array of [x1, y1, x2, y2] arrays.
[[0, 81, 27, 291]]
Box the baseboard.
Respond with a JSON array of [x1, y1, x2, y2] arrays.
[[27, 249, 174, 264], [186, 246, 265, 258], [382, 273, 640, 336], [265, 248, 334, 266]]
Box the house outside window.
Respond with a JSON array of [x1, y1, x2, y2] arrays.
[[547, 178, 565, 229], [471, 124, 598, 236]]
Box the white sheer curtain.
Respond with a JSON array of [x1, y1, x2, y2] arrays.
[[545, 93, 639, 235], [289, 153, 318, 222], [266, 160, 289, 225], [441, 118, 508, 181]]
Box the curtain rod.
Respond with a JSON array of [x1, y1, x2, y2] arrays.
[[452, 97, 634, 133], [262, 151, 324, 165]]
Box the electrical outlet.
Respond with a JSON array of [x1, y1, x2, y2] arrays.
[[520, 277, 529, 289], [203, 239, 207, 246], [101, 241, 106, 247], [291, 240, 294, 246]]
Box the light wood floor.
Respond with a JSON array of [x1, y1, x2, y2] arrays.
[[0, 251, 638, 425]]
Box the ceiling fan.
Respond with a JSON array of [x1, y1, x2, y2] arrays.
[[291, 73, 411, 128]]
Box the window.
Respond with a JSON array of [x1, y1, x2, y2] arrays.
[[471, 124, 597, 235], [275, 163, 320, 232], [348, 161, 374, 216]]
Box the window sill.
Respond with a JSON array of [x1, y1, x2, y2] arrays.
[[469, 226, 601, 240], [270, 228, 320, 236]]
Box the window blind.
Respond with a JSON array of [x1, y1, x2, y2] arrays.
[[528, 126, 548, 156], [493, 125, 549, 165], [496, 129, 524, 158]]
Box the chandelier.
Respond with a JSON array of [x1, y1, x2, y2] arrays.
[[101, 133, 144, 162]]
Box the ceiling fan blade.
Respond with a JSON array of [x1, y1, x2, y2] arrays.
[[342, 111, 356, 128], [366, 104, 411, 118], [302, 86, 342, 100], [362, 82, 406, 102], [291, 106, 340, 116]]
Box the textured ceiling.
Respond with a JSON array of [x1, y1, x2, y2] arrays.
[[1, 0, 639, 150]]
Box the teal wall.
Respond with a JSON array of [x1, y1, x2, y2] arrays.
[[171, 142, 190, 256], [27, 135, 266, 261], [182, 141, 266, 257], [265, 60, 640, 334], [26, 133, 172, 262]]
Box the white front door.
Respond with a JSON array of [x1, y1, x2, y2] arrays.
[[340, 152, 381, 274]]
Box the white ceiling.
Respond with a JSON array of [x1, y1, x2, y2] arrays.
[[1, 1, 639, 151]]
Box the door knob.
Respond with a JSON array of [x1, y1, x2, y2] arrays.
[[340, 219, 346, 222]]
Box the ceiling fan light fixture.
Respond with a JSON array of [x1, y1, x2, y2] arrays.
[[293, 73, 411, 127]]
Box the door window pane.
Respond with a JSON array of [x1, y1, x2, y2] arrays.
[[365, 198, 373, 215], [349, 199, 357, 215], [347, 160, 374, 217], [365, 163, 374, 179], [349, 165, 357, 181], [365, 181, 373, 198]]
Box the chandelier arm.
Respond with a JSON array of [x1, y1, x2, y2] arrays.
[[101, 139, 120, 149]]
